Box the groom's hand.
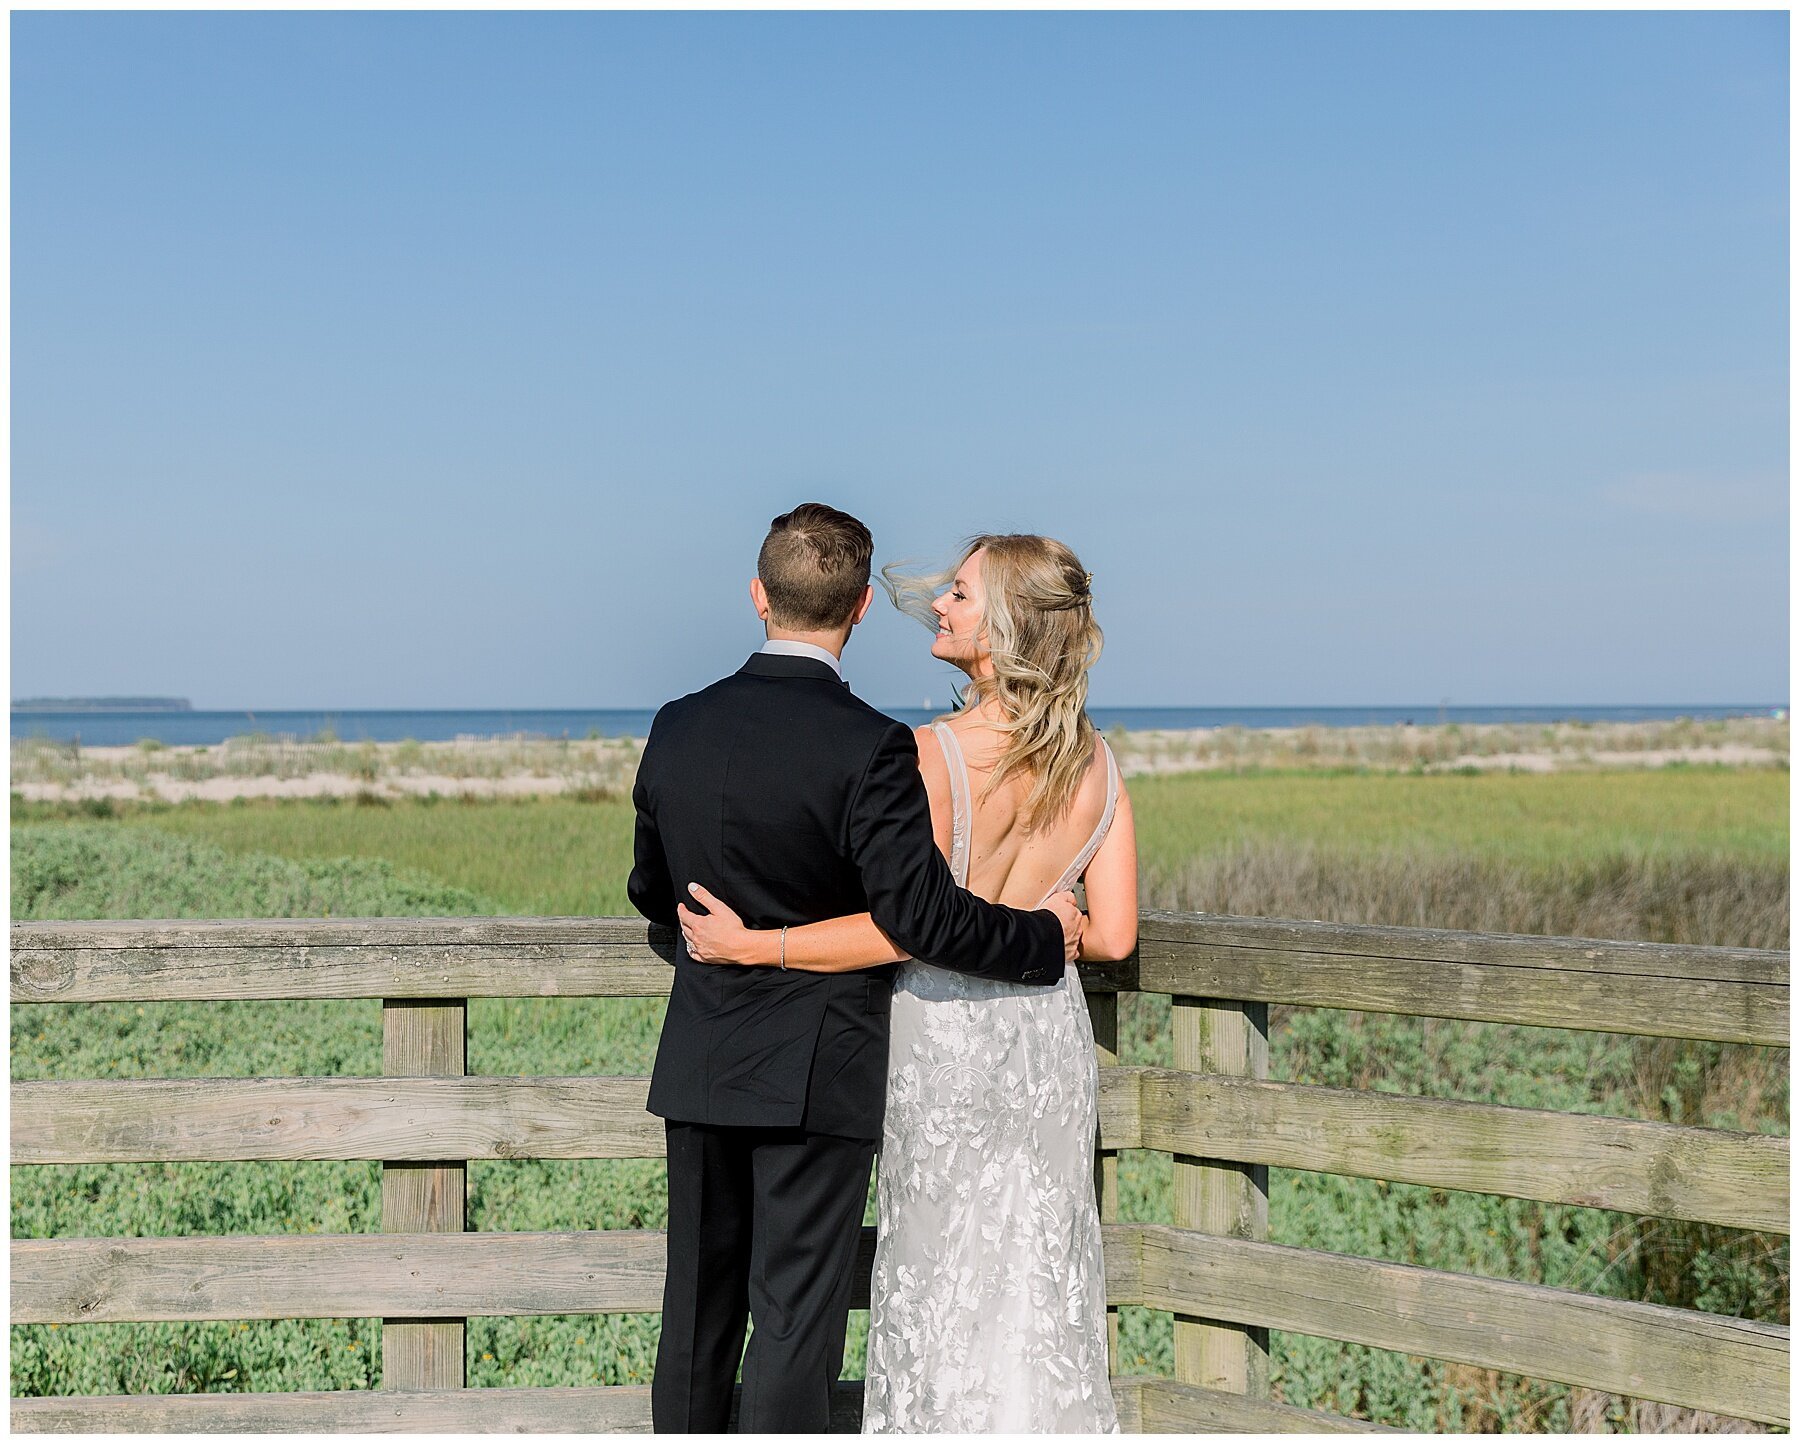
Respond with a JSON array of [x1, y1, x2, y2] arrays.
[[1045, 890, 1085, 964]]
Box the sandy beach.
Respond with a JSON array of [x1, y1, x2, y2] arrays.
[[11, 716, 1787, 805]]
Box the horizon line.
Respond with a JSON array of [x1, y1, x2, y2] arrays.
[[12, 700, 1788, 712]]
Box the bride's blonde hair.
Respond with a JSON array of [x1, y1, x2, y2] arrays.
[[882, 533, 1103, 833]]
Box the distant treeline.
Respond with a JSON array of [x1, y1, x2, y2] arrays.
[[11, 697, 192, 712]]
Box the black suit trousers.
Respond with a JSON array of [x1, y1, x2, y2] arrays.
[[654, 1120, 876, 1433]]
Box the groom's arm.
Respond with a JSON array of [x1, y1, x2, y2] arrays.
[[847, 721, 1063, 984]]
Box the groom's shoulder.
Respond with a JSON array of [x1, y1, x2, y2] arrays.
[[813, 684, 912, 748], [642, 677, 729, 740], [648, 670, 904, 748]]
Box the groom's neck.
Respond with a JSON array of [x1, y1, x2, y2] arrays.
[[764, 625, 851, 659]]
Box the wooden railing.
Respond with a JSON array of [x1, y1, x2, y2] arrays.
[[10, 912, 1790, 1432]]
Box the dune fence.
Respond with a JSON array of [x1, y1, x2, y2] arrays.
[[10, 911, 1790, 1432]]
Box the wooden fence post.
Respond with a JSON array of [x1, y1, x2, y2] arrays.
[[382, 998, 467, 1391], [1171, 995, 1270, 1396], [1089, 988, 1122, 1368]]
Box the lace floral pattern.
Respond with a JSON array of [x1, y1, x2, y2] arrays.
[[863, 727, 1120, 1434]]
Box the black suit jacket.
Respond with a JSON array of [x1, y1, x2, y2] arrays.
[[629, 651, 1065, 1138]]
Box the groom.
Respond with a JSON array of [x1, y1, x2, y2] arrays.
[[629, 502, 1080, 1432]]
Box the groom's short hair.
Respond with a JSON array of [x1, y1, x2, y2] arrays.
[[758, 503, 874, 630]]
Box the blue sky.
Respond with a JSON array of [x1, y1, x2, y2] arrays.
[[12, 11, 1788, 708]]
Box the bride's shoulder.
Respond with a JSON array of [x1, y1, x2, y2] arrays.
[[1068, 733, 1116, 808], [911, 723, 955, 811]]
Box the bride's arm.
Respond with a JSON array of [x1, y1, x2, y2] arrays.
[[1077, 780, 1138, 961], [680, 885, 906, 971]]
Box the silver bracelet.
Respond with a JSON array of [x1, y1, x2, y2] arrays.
[[779, 925, 788, 970]]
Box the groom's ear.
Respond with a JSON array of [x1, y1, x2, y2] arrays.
[[850, 584, 874, 627], [750, 577, 772, 622]]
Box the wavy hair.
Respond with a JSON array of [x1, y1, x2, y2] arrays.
[[881, 533, 1103, 833]]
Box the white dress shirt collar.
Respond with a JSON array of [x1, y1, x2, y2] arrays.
[[759, 638, 845, 681]]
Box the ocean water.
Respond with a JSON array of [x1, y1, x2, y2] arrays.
[[10, 703, 1784, 748]]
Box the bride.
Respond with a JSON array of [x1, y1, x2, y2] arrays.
[[678, 532, 1139, 1433]]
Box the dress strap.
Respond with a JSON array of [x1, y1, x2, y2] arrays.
[[928, 721, 973, 886], [1037, 736, 1120, 906]]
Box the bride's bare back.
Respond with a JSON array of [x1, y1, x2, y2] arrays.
[[916, 718, 1112, 907]]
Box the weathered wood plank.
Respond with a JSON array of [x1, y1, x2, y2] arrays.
[[1097, 1056, 1142, 1151], [10, 1385, 661, 1435], [8, 1382, 863, 1434], [14, 1065, 1781, 1231], [1138, 1225, 1790, 1425], [13, 1072, 1139, 1163], [1139, 1069, 1790, 1233], [14, 1224, 1146, 1325], [381, 998, 465, 1393], [11, 1076, 667, 1163], [1110, 1374, 1144, 1433], [0, 1364, 1386, 1434], [13, 917, 675, 950], [12, 941, 675, 1003], [17, 1222, 1781, 1423], [21, 911, 1781, 1033], [1102, 1217, 1143, 1309], [11, 1229, 670, 1323], [1171, 998, 1270, 1398], [13, 917, 1132, 1002], [1137, 1378, 1397, 1433], [1077, 957, 1140, 994], [1141, 912, 1786, 984], [1139, 918, 1786, 1046], [8, 1379, 1150, 1434]]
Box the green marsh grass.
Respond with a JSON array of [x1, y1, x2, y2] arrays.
[[1129, 766, 1788, 867]]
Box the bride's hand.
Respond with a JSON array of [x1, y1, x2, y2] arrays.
[[678, 882, 770, 966]]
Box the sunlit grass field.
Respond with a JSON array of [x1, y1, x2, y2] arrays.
[[11, 764, 1789, 1429], [18, 763, 1788, 912], [1130, 765, 1789, 865]]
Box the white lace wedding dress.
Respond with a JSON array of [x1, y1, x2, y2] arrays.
[[862, 723, 1121, 1434]]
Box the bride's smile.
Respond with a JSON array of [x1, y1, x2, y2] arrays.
[[929, 551, 990, 672]]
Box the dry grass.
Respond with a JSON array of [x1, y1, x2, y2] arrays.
[[12, 716, 1787, 804], [11, 733, 646, 798], [1568, 1386, 1764, 1435], [1142, 840, 1789, 950], [1107, 714, 1787, 775]]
